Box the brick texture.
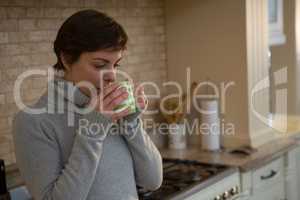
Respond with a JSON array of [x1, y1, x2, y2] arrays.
[[0, 0, 167, 165]]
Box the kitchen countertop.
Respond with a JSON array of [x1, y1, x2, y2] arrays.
[[159, 137, 298, 172]]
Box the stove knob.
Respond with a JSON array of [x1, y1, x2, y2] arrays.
[[230, 186, 239, 195], [222, 191, 229, 200], [214, 195, 221, 200]]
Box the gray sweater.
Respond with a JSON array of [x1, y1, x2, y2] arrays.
[[12, 77, 163, 200]]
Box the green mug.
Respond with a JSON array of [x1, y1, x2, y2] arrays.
[[113, 81, 136, 114]]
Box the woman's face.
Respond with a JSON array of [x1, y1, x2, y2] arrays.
[[63, 49, 123, 96]]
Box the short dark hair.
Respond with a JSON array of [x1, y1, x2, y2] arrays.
[[53, 9, 128, 71]]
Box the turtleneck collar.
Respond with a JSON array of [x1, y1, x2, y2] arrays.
[[50, 75, 91, 108]]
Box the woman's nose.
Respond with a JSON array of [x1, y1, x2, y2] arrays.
[[102, 68, 116, 82]]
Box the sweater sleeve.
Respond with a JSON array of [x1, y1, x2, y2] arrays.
[[12, 110, 112, 200], [120, 117, 163, 191]]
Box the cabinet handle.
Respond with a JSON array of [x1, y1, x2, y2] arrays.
[[260, 170, 277, 180]]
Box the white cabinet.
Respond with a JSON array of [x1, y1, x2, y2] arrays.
[[249, 182, 284, 200], [284, 145, 300, 200], [240, 157, 285, 200], [174, 146, 298, 200]]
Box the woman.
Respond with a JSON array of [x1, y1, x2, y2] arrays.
[[12, 10, 163, 200]]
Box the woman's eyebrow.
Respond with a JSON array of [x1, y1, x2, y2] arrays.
[[93, 57, 123, 63]]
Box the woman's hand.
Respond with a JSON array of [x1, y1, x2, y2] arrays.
[[134, 84, 148, 112], [88, 83, 131, 122]]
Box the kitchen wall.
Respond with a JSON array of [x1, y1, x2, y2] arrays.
[[0, 0, 167, 165], [165, 0, 250, 147]]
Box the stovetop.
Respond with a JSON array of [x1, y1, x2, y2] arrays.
[[138, 158, 231, 200]]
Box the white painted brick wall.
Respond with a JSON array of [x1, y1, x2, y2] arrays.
[[0, 0, 167, 165]]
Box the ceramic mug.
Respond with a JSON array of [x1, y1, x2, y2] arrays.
[[113, 81, 136, 114]]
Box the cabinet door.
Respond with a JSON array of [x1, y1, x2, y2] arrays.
[[285, 145, 300, 200], [244, 157, 285, 200], [249, 182, 284, 200], [297, 146, 300, 199]]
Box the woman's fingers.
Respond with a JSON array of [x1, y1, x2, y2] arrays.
[[106, 91, 129, 111], [102, 83, 120, 98], [95, 81, 146, 120], [137, 96, 147, 110], [133, 84, 147, 110], [103, 87, 127, 106], [111, 107, 130, 121]]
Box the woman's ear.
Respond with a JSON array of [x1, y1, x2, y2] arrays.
[[60, 53, 71, 71]]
